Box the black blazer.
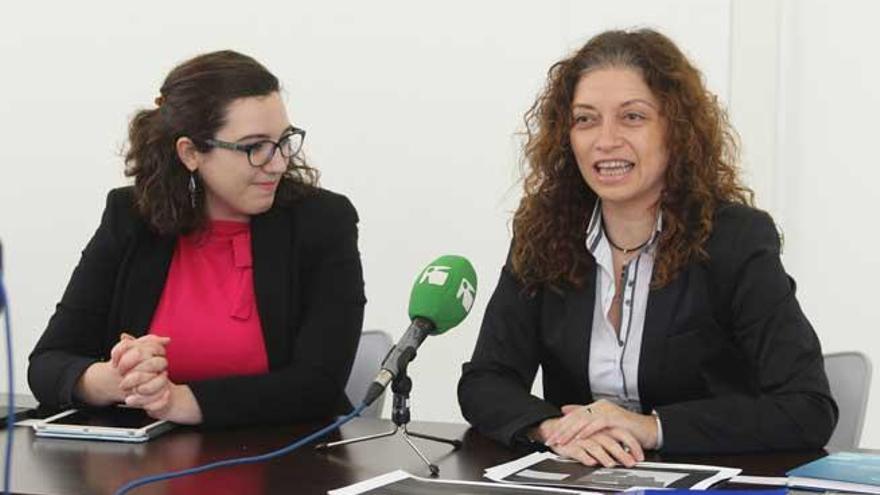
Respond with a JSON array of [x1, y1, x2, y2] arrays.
[[458, 204, 837, 454], [28, 186, 366, 427]]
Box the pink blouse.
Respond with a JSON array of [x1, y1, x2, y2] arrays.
[[150, 220, 269, 383]]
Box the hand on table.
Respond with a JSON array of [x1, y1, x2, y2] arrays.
[[532, 399, 659, 467]]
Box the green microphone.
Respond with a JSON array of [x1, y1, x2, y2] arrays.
[[408, 254, 478, 334], [362, 255, 478, 407]]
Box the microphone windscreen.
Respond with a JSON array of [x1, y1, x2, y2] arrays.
[[408, 255, 477, 334]]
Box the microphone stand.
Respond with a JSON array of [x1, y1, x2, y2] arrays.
[[315, 366, 462, 477]]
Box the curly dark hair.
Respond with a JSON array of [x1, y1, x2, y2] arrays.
[[513, 28, 753, 291], [124, 50, 319, 235]]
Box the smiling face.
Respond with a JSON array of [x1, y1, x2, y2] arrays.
[[568, 66, 669, 212], [183, 92, 292, 222]]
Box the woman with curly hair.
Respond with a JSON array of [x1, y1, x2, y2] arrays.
[[28, 51, 366, 427], [458, 29, 836, 465]]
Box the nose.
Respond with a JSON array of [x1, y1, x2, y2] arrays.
[[262, 145, 288, 174], [594, 120, 623, 152]]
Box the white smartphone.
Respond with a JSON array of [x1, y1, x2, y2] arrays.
[[33, 407, 174, 443]]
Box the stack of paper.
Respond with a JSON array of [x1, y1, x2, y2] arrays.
[[484, 452, 741, 491], [328, 470, 596, 494], [328, 452, 745, 494]]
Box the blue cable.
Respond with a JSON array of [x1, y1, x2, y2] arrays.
[[114, 403, 367, 495], [0, 272, 13, 495]]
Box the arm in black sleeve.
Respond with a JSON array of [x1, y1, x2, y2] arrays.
[[458, 260, 561, 447], [656, 209, 838, 453], [28, 189, 129, 409], [189, 194, 366, 426]]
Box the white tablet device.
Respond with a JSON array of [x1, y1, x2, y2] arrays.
[[33, 407, 175, 443]]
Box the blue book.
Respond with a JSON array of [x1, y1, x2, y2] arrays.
[[787, 452, 880, 490]]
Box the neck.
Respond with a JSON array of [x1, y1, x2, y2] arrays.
[[600, 200, 659, 251], [205, 195, 251, 223]]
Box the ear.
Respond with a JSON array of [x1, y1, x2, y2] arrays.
[[176, 137, 201, 172]]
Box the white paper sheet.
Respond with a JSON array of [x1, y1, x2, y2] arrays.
[[729, 475, 789, 486], [328, 469, 598, 495], [484, 452, 740, 491]]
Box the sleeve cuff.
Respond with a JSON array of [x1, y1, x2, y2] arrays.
[[513, 425, 550, 452], [652, 409, 664, 449]]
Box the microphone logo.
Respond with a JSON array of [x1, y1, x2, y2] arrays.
[[456, 278, 476, 312], [418, 265, 450, 286]]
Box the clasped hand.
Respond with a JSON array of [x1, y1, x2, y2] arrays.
[[110, 333, 172, 413], [75, 332, 202, 424], [532, 399, 659, 468]]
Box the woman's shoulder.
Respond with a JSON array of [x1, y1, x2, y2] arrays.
[[101, 186, 146, 232], [104, 186, 136, 212], [274, 186, 359, 235], [290, 187, 357, 219], [705, 201, 782, 264], [711, 202, 778, 240]]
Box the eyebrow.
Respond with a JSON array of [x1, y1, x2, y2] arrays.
[[572, 99, 659, 111], [235, 125, 295, 142]]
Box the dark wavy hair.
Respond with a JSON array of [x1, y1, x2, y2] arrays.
[[513, 28, 753, 291], [124, 50, 319, 235]]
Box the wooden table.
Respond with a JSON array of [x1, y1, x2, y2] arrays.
[[0, 418, 829, 494]]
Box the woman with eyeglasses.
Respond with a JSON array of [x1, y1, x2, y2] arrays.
[[28, 51, 366, 426], [458, 29, 837, 466]]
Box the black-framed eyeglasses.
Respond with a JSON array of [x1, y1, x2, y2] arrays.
[[203, 126, 306, 167]]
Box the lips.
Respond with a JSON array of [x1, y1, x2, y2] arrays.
[[254, 181, 278, 191], [593, 159, 635, 177]]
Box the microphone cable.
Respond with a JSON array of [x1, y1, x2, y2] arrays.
[[113, 402, 368, 495], [0, 268, 14, 495]]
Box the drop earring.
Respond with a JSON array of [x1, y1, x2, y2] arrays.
[[188, 172, 197, 208]]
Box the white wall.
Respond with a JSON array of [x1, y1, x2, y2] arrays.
[[728, 0, 880, 448], [3, 0, 876, 448], [775, 0, 880, 448]]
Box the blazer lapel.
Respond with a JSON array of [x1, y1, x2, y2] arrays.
[[638, 272, 688, 411], [559, 264, 597, 404], [123, 232, 175, 337], [251, 206, 291, 368]]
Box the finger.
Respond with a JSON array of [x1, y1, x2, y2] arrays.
[[144, 389, 171, 419], [136, 387, 169, 407], [551, 442, 597, 467], [143, 334, 171, 345], [574, 415, 613, 442], [580, 438, 617, 468], [554, 414, 608, 447], [116, 347, 148, 376], [135, 372, 169, 396], [139, 334, 171, 350], [560, 404, 582, 415], [119, 370, 158, 391], [119, 357, 168, 391], [592, 433, 637, 467], [125, 387, 169, 409], [142, 389, 172, 414], [550, 416, 589, 446], [545, 413, 585, 445], [546, 406, 595, 445], [132, 337, 169, 358], [116, 336, 169, 367], [117, 340, 169, 374], [110, 340, 135, 367], [131, 356, 168, 375], [552, 416, 594, 446], [604, 428, 645, 462]]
